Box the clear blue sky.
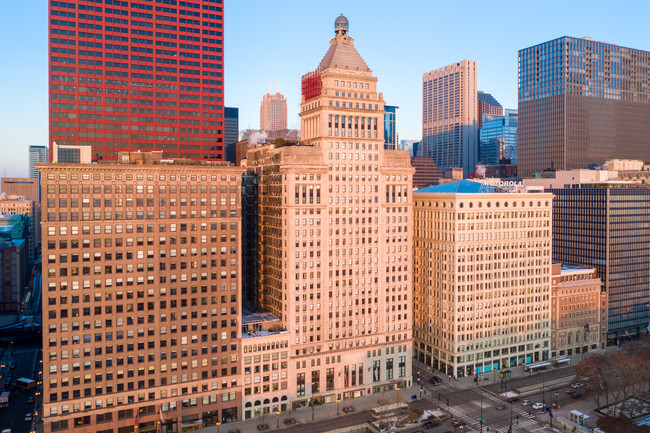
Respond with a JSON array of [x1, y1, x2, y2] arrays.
[[1, 0, 648, 178]]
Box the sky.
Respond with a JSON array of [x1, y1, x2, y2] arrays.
[[1, 0, 649, 178]]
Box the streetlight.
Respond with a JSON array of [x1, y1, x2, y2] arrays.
[[276, 410, 280, 429], [336, 397, 340, 416], [479, 388, 484, 433], [508, 399, 513, 433], [216, 421, 221, 433], [395, 386, 400, 405], [542, 375, 546, 405]]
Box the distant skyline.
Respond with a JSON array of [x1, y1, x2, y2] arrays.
[[1, 0, 649, 178]]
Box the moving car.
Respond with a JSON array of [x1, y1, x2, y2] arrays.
[[565, 388, 576, 394], [25, 413, 32, 422], [496, 404, 508, 411], [27, 396, 34, 404], [451, 420, 465, 427], [532, 403, 544, 410], [507, 396, 520, 403], [424, 419, 441, 428], [571, 393, 583, 399], [521, 400, 533, 406]]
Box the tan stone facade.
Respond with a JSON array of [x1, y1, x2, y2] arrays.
[[260, 93, 288, 131], [550, 264, 606, 357], [422, 60, 479, 177], [242, 16, 414, 417], [413, 183, 553, 378], [1, 177, 39, 202], [39, 157, 244, 433]]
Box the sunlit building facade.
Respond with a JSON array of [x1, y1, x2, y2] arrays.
[[413, 180, 553, 377], [40, 153, 244, 433], [243, 14, 414, 411]]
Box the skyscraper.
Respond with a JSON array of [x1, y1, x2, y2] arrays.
[[48, 0, 225, 162], [422, 60, 478, 177], [383, 105, 398, 150], [243, 14, 414, 411], [260, 93, 287, 131], [224, 107, 239, 164], [29, 145, 48, 201], [524, 170, 650, 341], [477, 91, 503, 129], [39, 152, 244, 433], [413, 180, 553, 376], [518, 36, 650, 177], [479, 109, 518, 165], [29, 145, 49, 179]]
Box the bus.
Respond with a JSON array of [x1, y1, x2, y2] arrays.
[[15, 378, 35, 390], [0, 391, 9, 408], [371, 402, 408, 419]]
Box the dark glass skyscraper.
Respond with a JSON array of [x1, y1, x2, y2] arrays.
[[551, 186, 650, 340], [479, 109, 518, 165], [518, 37, 650, 177], [383, 105, 397, 149], [224, 106, 238, 163], [48, 0, 225, 161]]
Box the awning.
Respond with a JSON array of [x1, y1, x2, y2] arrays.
[[554, 358, 571, 364], [524, 361, 551, 370]]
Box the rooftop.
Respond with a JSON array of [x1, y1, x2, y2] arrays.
[[560, 264, 596, 274], [415, 179, 538, 194]]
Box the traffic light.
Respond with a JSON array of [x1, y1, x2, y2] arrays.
[[478, 417, 486, 424]]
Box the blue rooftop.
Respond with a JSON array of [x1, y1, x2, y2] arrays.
[[415, 180, 484, 194]]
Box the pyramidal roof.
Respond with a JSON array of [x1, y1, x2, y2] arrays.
[[317, 40, 370, 72], [317, 15, 370, 72]]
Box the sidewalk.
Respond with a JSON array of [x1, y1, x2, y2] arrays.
[[414, 345, 613, 394], [203, 384, 422, 433]]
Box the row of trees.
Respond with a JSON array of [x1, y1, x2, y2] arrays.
[[575, 337, 650, 419]]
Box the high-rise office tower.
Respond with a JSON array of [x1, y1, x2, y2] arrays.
[[29, 145, 49, 202], [260, 93, 287, 131], [48, 0, 225, 162], [422, 60, 478, 177], [518, 37, 650, 177], [224, 107, 239, 163], [40, 152, 244, 433], [524, 170, 650, 341], [243, 14, 414, 411], [477, 91, 503, 129], [383, 105, 398, 150], [479, 109, 518, 165], [413, 180, 553, 376]]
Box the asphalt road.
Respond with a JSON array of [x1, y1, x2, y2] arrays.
[[413, 366, 559, 433], [0, 344, 40, 433]]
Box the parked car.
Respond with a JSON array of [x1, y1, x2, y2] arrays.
[[572, 393, 583, 399], [27, 396, 34, 404], [424, 419, 441, 428], [532, 403, 544, 410], [522, 400, 533, 406], [565, 388, 576, 394], [496, 404, 507, 411]]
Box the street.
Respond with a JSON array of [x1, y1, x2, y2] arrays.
[[412, 365, 565, 433], [0, 343, 41, 433]]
